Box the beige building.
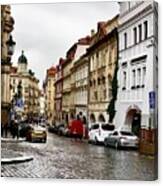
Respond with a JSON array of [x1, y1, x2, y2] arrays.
[[71, 37, 91, 124], [62, 36, 91, 124], [87, 15, 119, 126], [10, 51, 40, 120], [62, 48, 73, 124], [43, 66, 56, 125]]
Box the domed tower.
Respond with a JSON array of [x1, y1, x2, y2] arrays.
[[17, 50, 28, 73]]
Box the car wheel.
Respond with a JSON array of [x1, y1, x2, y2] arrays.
[[115, 141, 119, 149], [104, 139, 108, 147], [94, 137, 98, 145]]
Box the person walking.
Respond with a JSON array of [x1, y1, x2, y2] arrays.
[[13, 118, 19, 139]]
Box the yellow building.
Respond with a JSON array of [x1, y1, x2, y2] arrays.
[[87, 15, 119, 126], [10, 51, 40, 120], [43, 66, 56, 125]]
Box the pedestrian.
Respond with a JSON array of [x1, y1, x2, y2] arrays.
[[2, 122, 8, 138], [13, 119, 19, 139], [10, 119, 15, 138]]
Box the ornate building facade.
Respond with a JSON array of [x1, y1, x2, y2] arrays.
[[87, 15, 119, 126], [10, 51, 40, 120], [1, 5, 15, 130]]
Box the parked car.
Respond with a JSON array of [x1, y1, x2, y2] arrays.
[[63, 127, 71, 137], [57, 124, 65, 136], [88, 123, 115, 144], [104, 130, 139, 149], [48, 125, 58, 133], [19, 122, 32, 138], [26, 125, 47, 143]]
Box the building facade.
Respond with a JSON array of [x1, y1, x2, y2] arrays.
[[71, 36, 92, 124], [115, 1, 158, 154], [39, 91, 45, 117], [73, 55, 89, 124], [10, 51, 40, 120], [1, 5, 15, 130], [87, 15, 119, 127], [55, 58, 65, 124], [62, 36, 91, 125], [62, 45, 76, 125], [44, 66, 56, 125]]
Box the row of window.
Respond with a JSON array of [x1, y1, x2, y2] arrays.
[[90, 75, 112, 87], [75, 66, 88, 81], [75, 91, 87, 104], [90, 45, 116, 72], [122, 67, 146, 90], [90, 89, 112, 102], [124, 21, 148, 49]]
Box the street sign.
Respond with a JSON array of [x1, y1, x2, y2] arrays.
[[16, 98, 24, 108], [149, 91, 155, 109]]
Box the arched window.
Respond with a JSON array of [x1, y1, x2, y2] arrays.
[[98, 114, 106, 122], [90, 113, 96, 123]]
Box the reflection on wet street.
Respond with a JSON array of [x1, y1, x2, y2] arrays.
[[1, 132, 157, 180]]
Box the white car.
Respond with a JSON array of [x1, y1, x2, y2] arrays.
[[104, 130, 139, 149], [88, 123, 115, 144]]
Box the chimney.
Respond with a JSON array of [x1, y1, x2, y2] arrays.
[[91, 29, 95, 36]]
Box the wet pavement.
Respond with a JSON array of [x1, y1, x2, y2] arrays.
[[1, 132, 157, 180]]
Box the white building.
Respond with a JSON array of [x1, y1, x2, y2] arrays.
[[115, 1, 158, 138]]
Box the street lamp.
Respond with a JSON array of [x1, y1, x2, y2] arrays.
[[6, 35, 16, 56]]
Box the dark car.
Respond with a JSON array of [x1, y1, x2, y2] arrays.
[[48, 125, 57, 133], [19, 121, 32, 138], [57, 124, 65, 136]]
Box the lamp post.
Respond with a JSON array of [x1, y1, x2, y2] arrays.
[[1, 35, 16, 137], [6, 35, 16, 56]]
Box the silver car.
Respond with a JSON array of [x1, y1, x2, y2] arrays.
[[104, 130, 139, 149]]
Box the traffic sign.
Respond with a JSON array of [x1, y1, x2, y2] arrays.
[[149, 91, 155, 109]]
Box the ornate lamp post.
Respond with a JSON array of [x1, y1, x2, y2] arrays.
[[6, 35, 16, 57]]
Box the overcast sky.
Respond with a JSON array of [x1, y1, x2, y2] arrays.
[[11, 2, 119, 88]]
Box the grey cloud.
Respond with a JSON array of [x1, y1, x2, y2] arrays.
[[11, 2, 119, 87]]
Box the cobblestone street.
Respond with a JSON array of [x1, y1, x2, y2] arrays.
[[1, 132, 157, 180]]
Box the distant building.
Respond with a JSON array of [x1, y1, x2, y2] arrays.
[[115, 1, 158, 155], [10, 51, 40, 120], [43, 66, 56, 125]]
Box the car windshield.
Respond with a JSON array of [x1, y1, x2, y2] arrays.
[[120, 131, 134, 136], [91, 124, 99, 130], [101, 124, 115, 131]]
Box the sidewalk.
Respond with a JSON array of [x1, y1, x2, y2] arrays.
[[1, 138, 34, 164]]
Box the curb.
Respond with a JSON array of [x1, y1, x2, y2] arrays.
[[1, 138, 26, 143], [1, 156, 34, 164]]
